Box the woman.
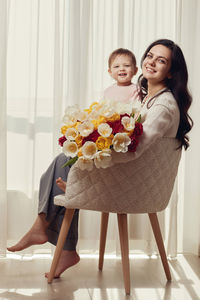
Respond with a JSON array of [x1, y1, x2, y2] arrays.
[[138, 39, 193, 152], [7, 39, 193, 278]]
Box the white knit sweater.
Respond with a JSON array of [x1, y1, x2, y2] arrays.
[[111, 89, 180, 165]]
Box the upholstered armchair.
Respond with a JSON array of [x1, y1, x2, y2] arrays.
[[47, 138, 181, 295]]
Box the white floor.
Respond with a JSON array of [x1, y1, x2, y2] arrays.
[[0, 254, 200, 300]]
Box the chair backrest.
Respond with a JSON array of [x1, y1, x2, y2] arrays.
[[55, 138, 182, 214]]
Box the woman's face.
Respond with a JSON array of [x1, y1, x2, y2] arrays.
[[142, 44, 172, 86]]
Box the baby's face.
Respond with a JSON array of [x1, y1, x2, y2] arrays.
[[109, 54, 137, 86]]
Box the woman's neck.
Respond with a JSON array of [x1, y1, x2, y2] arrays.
[[147, 83, 166, 98]]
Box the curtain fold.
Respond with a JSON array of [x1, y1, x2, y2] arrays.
[[178, 0, 200, 255], [0, 0, 7, 257], [3, 0, 200, 257]]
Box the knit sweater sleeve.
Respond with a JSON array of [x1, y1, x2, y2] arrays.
[[110, 92, 180, 165]]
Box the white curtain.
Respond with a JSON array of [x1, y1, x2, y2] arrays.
[[178, 0, 200, 256], [0, 0, 7, 257], [2, 0, 200, 257]]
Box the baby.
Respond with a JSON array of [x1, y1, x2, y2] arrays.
[[104, 47, 139, 102], [57, 48, 139, 191]]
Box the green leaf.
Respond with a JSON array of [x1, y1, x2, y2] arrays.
[[62, 156, 78, 168], [136, 114, 142, 123]]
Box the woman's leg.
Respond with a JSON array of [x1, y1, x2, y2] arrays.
[[8, 153, 79, 253], [7, 213, 49, 252], [38, 153, 79, 251], [45, 250, 80, 278], [40, 154, 80, 278], [8, 153, 80, 277]]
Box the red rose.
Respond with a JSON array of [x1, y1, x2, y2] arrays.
[[128, 136, 139, 152], [107, 120, 124, 134], [120, 113, 129, 120], [134, 122, 143, 136], [58, 135, 67, 146], [82, 129, 100, 145]]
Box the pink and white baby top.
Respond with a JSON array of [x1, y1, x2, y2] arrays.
[[103, 83, 139, 103]]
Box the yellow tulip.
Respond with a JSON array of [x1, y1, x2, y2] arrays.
[[75, 135, 83, 148], [96, 135, 113, 150], [78, 149, 83, 157], [61, 125, 69, 135], [106, 113, 120, 122]]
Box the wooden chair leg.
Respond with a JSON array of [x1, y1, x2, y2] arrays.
[[48, 208, 75, 283], [117, 213, 130, 295], [98, 212, 109, 270], [148, 212, 171, 281]]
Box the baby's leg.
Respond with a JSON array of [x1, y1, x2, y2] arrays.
[[56, 177, 66, 192]]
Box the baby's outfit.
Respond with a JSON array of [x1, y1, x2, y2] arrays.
[[103, 83, 139, 103]]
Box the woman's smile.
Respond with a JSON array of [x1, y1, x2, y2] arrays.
[[145, 66, 156, 74]]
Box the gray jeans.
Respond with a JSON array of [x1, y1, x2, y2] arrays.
[[38, 153, 79, 250]]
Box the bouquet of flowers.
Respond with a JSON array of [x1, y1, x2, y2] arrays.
[[58, 99, 143, 171]]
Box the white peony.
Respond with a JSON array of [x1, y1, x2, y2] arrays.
[[76, 111, 88, 122], [94, 149, 112, 169], [64, 104, 80, 117], [121, 116, 135, 131], [97, 123, 112, 137], [65, 127, 79, 140], [115, 102, 133, 115], [76, 156, 94, 171], [90, 102, 102, 111], [63, 105, 81, 126], [131, 99, 142, 116], [98, 98, 107, 107], [88, 110, 100, 120], [78, 120, 94, 137], [62, 140, 78, 157], [112, 133, 131, 153], [81, 141, 97, 159], [62, 114, 77, 127], [99, 100, 116, 118], [102, 107, 116, 118]]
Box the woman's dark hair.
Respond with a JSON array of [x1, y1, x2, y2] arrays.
[[138, 39, 193, 150]]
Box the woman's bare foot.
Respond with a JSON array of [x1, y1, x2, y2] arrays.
[[45, 250, 80, 278], [56, 177, 66, 192], [7, 214, 49, 252]]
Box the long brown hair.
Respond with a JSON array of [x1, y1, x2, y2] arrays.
[[138, 39, 193, 150]]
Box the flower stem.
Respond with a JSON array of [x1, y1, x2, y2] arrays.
[[62, 156, 78, 168]]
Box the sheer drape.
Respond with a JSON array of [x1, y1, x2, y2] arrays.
[[2, 0, 200, 257], [7, 0, 56, 255], [0, 0, 7, 257], [178, 0, 200, 255]]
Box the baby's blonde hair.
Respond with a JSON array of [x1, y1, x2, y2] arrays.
[[108, 48, 137, 68]]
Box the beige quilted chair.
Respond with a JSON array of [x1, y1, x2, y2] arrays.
[[47, 137, 181, 295]]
